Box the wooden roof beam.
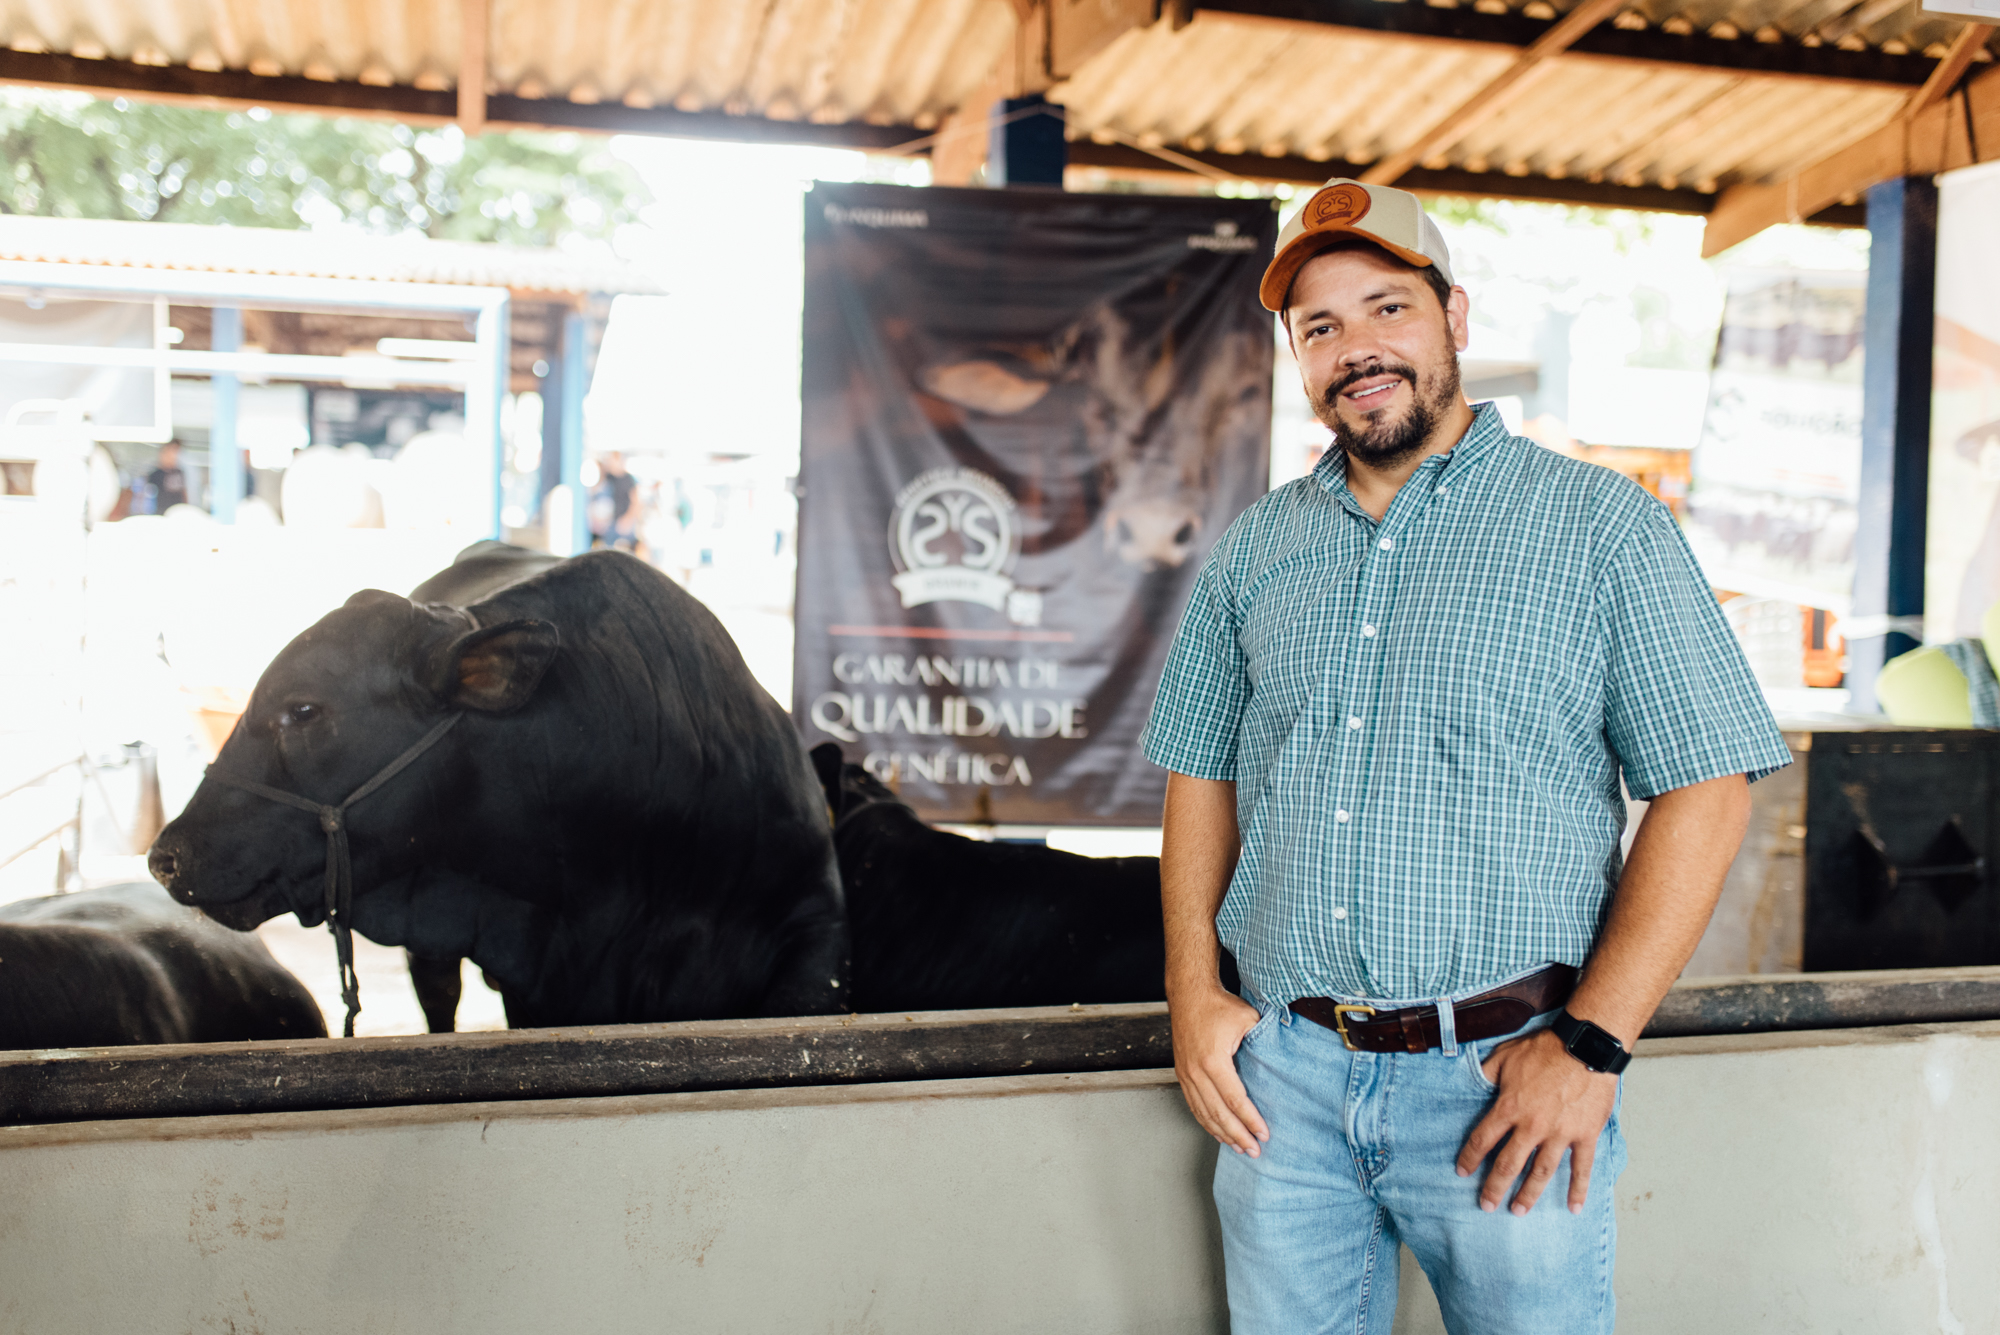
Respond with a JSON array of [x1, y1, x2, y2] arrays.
[[1064, 137, 1867, 222], [917, 1, 1037, 188], [0, 48, 922, 149], [1194, 0, 1945, 85], [1362, 0, 1630, 186], [458, 0, 489, 135], [929, 65, 1011, 186], [1906, 18, 1994, 116], [929, 0, 1165, 186], [1701, 27, 1996, 256]]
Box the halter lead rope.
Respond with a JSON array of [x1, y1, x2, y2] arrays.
[[213, 712, 465, 1037]]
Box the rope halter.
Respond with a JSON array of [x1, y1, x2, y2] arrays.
[[211, 712, 465, 1037]]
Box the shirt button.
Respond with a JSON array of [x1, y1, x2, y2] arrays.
[[1335, 809, 1350, 824], [1436, 486, 1449, 496], [1378, 537, 1394, 551], [1361, 624, 1377, 638], [1332, 907, 1349, 921], [1347, 716, 1362, 730]]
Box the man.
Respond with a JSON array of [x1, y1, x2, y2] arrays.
[[1141, 179, 1789, 1333], [145, 441, 190, 513], [591, 449, 639, 550]]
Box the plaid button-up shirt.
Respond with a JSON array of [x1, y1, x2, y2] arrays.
[[1142, 402, 1790, 1006]]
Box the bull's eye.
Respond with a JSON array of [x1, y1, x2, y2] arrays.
[[281, 702, 321, 728]]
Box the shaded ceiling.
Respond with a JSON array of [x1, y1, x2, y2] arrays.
[[0, 0, 1993, 222]]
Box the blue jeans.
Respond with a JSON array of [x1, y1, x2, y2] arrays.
[[1213, 1003, 1625, 1334]]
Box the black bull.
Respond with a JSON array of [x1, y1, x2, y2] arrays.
[[151, 545, 1195, 1029], [811, 744, 1201, 1013], [149, 548, 850, 1028], [0, 881, 326, 1048]]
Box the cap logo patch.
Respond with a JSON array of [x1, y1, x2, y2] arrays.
[[1305, 184, 1371, 230]]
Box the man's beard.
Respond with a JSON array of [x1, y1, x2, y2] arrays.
[[1316, 355, 1462, 469]]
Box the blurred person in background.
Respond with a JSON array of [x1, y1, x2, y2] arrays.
[[143, 441, 191, 514], [588, 450, 639, 551]]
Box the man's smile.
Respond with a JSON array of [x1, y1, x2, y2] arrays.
[[1339, 372, 1409, 408]]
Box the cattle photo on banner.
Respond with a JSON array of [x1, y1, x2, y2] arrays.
[[795, 183, 1274, 825]]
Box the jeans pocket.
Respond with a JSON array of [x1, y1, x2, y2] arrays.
[[1239, 1005, 1282, 1052], [1463, 1039, 1499, 1092]]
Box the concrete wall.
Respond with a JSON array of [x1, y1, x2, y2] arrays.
[[1683, 738, 1808, 977], [4, 1020, 1998, 1334]]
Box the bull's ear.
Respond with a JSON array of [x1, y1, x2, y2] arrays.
[[809, 743, 845, 802], [434, 620, 560, 713]]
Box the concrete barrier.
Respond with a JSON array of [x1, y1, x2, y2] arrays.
[[0, 1071, 1228, 1335], [14, 970, 2000, 1126], [2, 1019, 1996, 1333]]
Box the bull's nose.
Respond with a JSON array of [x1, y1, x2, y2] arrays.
[[148, 837, 183, 893]]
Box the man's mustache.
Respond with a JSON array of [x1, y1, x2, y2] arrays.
[[1321, 362, 1417, 410]]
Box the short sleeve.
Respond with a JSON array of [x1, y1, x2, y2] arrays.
[[1142, 551, 1251, 781], [1600, 506, 1793, 800]]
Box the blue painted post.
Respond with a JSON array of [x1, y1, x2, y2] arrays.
[[560, 309, 589, 556], [209, 306, 242, 522], [1847, 176, 1938, 712], [537, 354, 564, 507], [987, 95, 1067, 187]]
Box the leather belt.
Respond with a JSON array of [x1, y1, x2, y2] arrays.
[[1291, 964, 1578, 1053]]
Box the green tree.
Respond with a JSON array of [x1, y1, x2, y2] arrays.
[[0, 90, 648, 245]]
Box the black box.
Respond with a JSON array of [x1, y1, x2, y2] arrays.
[[1804, 730, 2000, 971]]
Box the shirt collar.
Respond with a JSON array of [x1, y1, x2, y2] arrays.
[[1310, 400, 1512, 509]]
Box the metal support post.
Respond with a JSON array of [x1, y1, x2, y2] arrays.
[[471, 294, 510, 539], [1848, 175, 1938, 712], [538, 354, 564, 506], [559, 309, 589, 556], [210, 306, 242, 522], [987, 95, 1067, 187]]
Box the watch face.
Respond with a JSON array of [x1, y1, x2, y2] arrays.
[[1559, 1016, 1630, 1073], [1571, 1026, 1622, 1070]]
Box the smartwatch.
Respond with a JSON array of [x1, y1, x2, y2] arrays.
[[1550, 1009, 1632, 1075]]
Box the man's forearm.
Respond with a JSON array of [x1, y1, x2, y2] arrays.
[[1457, 772, 1753, 1214], [1161, 772, 1240, 997], [1567, 772, 1752, 1044], [1160, 771, 1267, 1153]]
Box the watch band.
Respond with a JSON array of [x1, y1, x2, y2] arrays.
[[1550, 1008, 1632, 1075]]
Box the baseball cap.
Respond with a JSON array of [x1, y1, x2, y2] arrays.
[[1259, 178, 1456, 313]]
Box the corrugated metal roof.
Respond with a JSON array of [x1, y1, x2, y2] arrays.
[[489, 0, 1014, 126], [2, 0, 1016, 130], [1428, 52, 1911, 189], [0, 215, 664, 296], [1060, 20, 1520, 162], [0, 0, 1984, 200], [1054, 11, 1921, 196]]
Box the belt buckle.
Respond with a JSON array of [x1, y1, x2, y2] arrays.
[[1332, 1003, 1377, 1051]]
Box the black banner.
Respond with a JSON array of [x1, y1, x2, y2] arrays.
[[794, 182, 1274, 825]]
